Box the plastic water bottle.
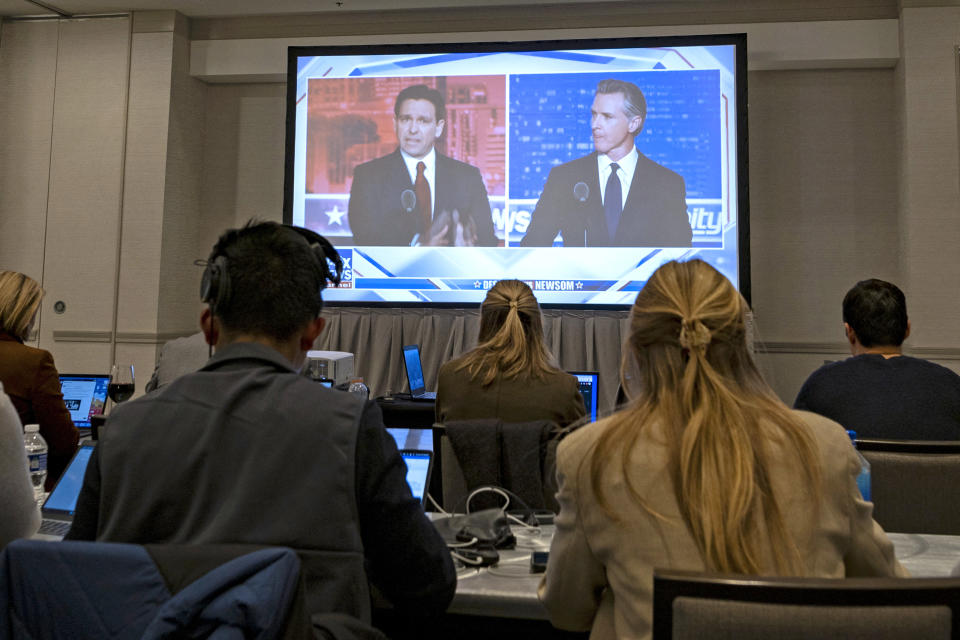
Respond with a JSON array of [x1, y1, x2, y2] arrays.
[[847, 430, 871, 502], [348, 378, 369, 401], [23, 424, 48, 501]]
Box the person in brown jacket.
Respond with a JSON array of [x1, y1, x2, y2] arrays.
[[0, 271, 78, 490], [539, 260, 906, 640], [435, 279, 585, 428]]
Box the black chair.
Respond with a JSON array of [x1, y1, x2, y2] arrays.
[[441, 418, 559, 512], [653, 569, 960, 640], [855, 439, 960, 535]]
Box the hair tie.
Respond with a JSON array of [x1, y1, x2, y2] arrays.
[[679, 318, 711, 352], [509, 300, 518, 309]]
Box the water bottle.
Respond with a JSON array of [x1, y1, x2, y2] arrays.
[[847, 430, 871, 502], [23, 424, 48, 502], [348, 378, 369, 401]]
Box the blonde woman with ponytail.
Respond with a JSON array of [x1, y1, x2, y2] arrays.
[[539, 260, 905, 640], [435, 280, 585, 427]]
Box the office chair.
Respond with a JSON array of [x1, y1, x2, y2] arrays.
[[0, 540, 313, 640], [856, 439, 960, 535], [653, 569, 960, 640], [441, 418, 559, 512]]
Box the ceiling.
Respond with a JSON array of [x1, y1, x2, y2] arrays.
[[0, 0, 622, 19]]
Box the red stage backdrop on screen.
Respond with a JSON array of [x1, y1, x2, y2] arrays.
[[305, 75, 506, 196]]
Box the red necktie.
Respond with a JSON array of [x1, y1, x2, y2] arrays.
[[415, 161, 432, 239]]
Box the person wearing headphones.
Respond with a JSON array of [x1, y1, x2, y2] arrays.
[[67, 221, 455, 623]]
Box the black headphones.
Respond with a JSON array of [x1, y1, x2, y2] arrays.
[[199, 224, 343, 313]]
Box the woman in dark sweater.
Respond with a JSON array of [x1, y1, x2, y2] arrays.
[[435, 279, 585, 427]]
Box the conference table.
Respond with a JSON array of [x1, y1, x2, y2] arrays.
[[446, 526, 960, 620]]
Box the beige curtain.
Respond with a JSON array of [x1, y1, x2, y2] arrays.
[[316, 307, 631, 414]]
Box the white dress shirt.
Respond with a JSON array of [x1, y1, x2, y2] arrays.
[[597, 146, 638, 209]]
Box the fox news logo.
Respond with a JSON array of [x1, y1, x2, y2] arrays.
[[332, 249, 353, 288]]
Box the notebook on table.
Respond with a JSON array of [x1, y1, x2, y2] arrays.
[[400, 449, 433, 507], [568, 371, 599, 422], [58, 374, 110, 430], [402, 344, 436, 401], [33, 443, 96, 540]]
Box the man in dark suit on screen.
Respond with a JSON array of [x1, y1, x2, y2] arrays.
[[348, 84, 496, 246], [520, 79, 692, 248]]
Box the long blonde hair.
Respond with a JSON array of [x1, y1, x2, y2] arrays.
[[455, 280, 558, 386], [586, 260, 820, 575], [0, 271, 43, 340]]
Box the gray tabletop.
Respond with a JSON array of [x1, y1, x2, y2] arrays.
[[449, 527, 960, 620], [889, 532, 960, 577]]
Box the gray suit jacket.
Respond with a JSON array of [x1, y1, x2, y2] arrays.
[[68, 342, 455, 619], [520, 151, 692, 247]]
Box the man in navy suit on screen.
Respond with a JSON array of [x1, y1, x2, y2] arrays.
[[521, 79, 692, 248], [348, 84, 496, 247]]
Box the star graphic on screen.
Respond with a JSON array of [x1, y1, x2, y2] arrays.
[[576, 281, 583, 290], [474, 280, 482, 289], [325, 205, 347, 226]]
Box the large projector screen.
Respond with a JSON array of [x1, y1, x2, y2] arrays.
[[283, 34, 748, 306]]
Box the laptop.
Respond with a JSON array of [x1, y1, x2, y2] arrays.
[[400, 449, 434, 507], [387, 427, 435, 452], [33, 443, 96, 540], [402, 344, 436, 401], [568, 371, 599, 422], [59, 374, 110, 430]]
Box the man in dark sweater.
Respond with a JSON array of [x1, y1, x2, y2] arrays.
[[795, 278, 960, 440], [67, 222, 456, 622]]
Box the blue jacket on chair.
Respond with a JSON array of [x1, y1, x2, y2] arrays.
[[0, 540, 306, 640]]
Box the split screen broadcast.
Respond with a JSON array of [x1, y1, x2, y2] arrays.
[[285, 35, 747, 306]]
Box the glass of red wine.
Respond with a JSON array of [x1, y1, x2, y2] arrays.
[[107, 363, 135, 411]]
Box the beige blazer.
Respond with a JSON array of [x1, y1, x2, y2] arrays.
[[538, 409, 907, 640]]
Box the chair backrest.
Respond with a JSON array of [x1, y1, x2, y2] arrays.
[[0, 539, 313, 640], [653, 569, 960, 640], [856, 439, 960, 535], [440, 419, 558, 512]]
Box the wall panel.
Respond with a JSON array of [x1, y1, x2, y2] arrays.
[[41, 17, 130, 375]]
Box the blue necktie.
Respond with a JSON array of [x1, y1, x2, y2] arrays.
[[604, 162, 622, 242]]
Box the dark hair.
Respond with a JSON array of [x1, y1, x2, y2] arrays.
[[842, 279, 908, 347], [596, 79, 647, 137], [204, 221, 338, 342], [394, 84, 446, 122]]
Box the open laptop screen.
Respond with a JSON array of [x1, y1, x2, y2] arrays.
[[400, 449, 432, 505], [568, 371, 599, 422], [58, 374, 110, 428], [387, 427, 434, 452], [43, 443, 96, 515], [402, 345, 427, 396]]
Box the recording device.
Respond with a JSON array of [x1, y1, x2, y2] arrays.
[[530, 551, 549, 573], [400, 188, 417, 213], [456, 547, 500, 567], [573, 181, 590, 203]]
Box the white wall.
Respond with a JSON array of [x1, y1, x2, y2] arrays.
[[4, 6, 960, 404]]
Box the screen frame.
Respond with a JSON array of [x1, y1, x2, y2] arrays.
[[283, 32, 750, 308]]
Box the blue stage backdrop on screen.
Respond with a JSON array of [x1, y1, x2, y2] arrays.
[[510, 70, 720, 201]]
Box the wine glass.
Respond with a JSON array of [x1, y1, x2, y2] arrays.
[[108, 363, 135, 411]]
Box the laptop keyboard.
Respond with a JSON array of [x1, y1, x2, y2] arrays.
[[38, 520, 71, 536]]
